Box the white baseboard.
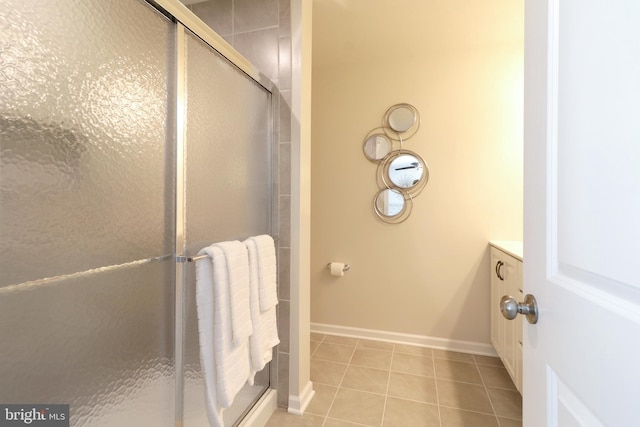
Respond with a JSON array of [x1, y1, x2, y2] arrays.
[[238, 388, 277, 427], [287, 381, 315, 416], [311, 323, 497, 357]]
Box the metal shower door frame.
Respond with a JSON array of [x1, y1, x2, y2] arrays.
[[148, 1, 277, 425]]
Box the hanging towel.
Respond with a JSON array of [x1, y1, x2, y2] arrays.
[[244, 237, 280, 382], [214, 240, 253, 346], [195, 244, 252, 417], [247, 235, 278, 311], [194, 247, 223, 427]]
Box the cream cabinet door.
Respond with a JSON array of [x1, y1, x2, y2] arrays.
[[490, 247, 522, 391]]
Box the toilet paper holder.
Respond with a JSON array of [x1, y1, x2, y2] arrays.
[[326, 263, 351, 273]]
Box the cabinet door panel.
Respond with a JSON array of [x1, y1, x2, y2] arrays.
[[490, 248, 505, 357], [501, 252, 519, 381], [490, 246, 523, 393]]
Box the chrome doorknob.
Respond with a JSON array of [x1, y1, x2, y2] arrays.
[[500, 294, 539, 324]]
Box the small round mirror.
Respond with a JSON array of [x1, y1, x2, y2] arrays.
[[373, 188, 413, 223], [374, 188, 406, 217], [363, 133, 391, 161], [388, 154, 424, 188], [382, 103, 421, 141], [379, 150, 429, 198], [387, 106, 416, 132]]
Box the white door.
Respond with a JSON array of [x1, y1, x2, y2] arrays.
[[523, 0, 640, 426]]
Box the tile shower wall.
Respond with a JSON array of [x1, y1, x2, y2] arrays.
[[184, 0, 292, 408]]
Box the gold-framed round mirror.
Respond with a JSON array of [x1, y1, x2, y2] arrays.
[[363, 132, 392, 162], [382, 103, 420, 141], [373, 188, 412, 223], [379, 150, 429, 197]]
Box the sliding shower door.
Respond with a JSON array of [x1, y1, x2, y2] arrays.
[[0, 0, 176, 426], [1, 1, 275, 426], [179, 28, 274, 427]]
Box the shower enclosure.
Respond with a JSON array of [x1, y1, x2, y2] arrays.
[[0, 0, 277, 425]]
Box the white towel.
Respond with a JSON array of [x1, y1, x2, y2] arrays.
[[194, 247, 223, 427], [247, 235, 278, 311], [244, 238, 280, 382], [195, 244, 252, 418], [214, 240, 253, 346]]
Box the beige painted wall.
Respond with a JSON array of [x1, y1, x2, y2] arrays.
[[310, 0, 524, 344]]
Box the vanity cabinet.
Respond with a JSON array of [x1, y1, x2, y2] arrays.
[[489, 241, 523, 393]]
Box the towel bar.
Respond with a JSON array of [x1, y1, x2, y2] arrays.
[[177, 237, 279, 263], [176, 254, 208, 263]]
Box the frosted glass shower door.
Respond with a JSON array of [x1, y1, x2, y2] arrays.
[[0, 1, 176, 426], [180, 29, 274, 426]]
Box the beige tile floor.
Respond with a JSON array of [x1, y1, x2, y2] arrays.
[[265, 333, 522, 427]]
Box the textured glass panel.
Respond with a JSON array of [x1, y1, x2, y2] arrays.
[[183, 32, 272, 426], [184, 31, 271, 253], [0, 0, 175, 287], [0, 259, 175, 427]]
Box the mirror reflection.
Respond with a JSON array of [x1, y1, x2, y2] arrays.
[[387, 106, 416, 132], [375, 188, 405, 217], [363, 134, 391, 161], [388, 154, 423, 188]]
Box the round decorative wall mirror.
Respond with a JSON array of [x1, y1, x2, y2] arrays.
[[373, 188, 412, 224], [383, 103, 420, 140], [388, 154, 424, 188], [363, 103, 429, 224], [363, 133, 392, 161], [380, 150, 429, 197], [387, 106, 415, 132]]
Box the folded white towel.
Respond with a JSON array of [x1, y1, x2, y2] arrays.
[[214, 240, 253, 346], [247, 235, 278, 311], [195, 244, 252, 416], [245, 238, 280, 382]]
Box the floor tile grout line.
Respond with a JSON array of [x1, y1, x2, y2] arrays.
[[320, 340, 358, 427], [310, 341, 321, 359], [311, 334, 327, 425], [486, 384, 520, 392], [312, 341, 359, 365], [337, 385, 387, 397], [388, 371, 436, 379], [474, 355, 502, 426], [433, 377, 491, 387], [433, 353, 443, 427], [310, 334, 325, 359], [437, 403, 500, 417], [497, 415, 524, 422], [324, 416, 370, 426], [379, 343, 395, 427], [383, 394, 440, 407], [475, 361, 520, 391]]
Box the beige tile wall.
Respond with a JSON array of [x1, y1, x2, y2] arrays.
[[186, 0, 292, 408]]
